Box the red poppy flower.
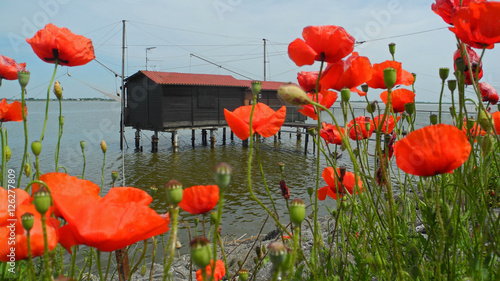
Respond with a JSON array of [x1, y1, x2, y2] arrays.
[[347, 116, 374, 140], [297, 71, 320, 92], [0, 98, 25, 122], [36, 173, 169, 252], [462, 119, 487, 138], [431, 0, 486, 25], [298, 89, 337, 120], [319, 52, 372, 93], [26, 23, 95, 66], [318, 167, 363, 200], [373, 115, 401, 134], [366, 60, 414, 89], [178, 185, 219, 215], [479, 82, 499, 105], [394, 124, 471, 176], [380, 89, 415, 113], [224, 103, 286, 140], [0, 188, 59, 262], [453, 46, 483, 85], [196, 259, 225, 281], [320, 122, 344, 145], [0, 55, 26, 80], [449, 1, 500, 49], [288, 25, 355, 66]]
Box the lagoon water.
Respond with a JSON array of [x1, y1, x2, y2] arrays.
[[4, 100, 480, 255]]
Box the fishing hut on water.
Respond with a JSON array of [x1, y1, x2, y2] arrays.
[[124, 71, 310, 152]]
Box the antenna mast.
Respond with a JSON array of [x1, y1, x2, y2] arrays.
[[263, 38, 267, 81], [120, 20, 126, 150]]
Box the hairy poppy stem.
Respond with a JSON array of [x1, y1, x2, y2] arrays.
[[18, 86, 29, 188], [165, 206, 179, 278], [211, 191, 226, 281], [41, 215, 53, 280], [55, 98, 63, 170], [26, 231, 36, 279], [40, 62, 58, 142]]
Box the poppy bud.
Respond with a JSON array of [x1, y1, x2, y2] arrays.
[[268, 241, 289, 268], [214, 162, 232, 190], [140, 264, 147, 276], [455, 57, 466, 72], [341, 88, 350, 103], [111, 171, 119, 183], [31, 140, 42, 156], [388, 43, 396, 56], [165, 179, 183, 205], [18, 71, 30, 90], [53, 81, 63, 100], [33, 187, 51, 215], [307, 126, 316, 136], [251, 80, 262, 96], [190, 237, 212, 268], [289, 198, 305, 225], [383, 67, 397, 90], [238, 269, 249, 281], [366, 101, 377, 114], [448, 80, 457, 92], [59, 116, 64, 126], [361, 83, 369, 94], [481, 135, 493, 155], [24, 163, 31, 178], [307, 187, 313, 197], [478, 110, 492, 132], [339, 165, 347, 180], [439, 68, 449, 81], [148, 185, 158, 197], [429, 114, 438, 125], [5, 146, 11, 162], [277, 83, 311, 105], [100, 140, 107, 153], [210, 211, 219, 224], [280, 180, 290, 200], [80, 140, 86, 151], [21, 212, 34, 231], [405, 102, 415, 115], [412, 73, 417, 85], [278, 162, 285, 172]]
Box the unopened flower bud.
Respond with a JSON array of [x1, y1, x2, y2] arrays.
[[455, 57, 466, 72], [388, 43, 396, 56], [383, 67, 397, 90], [341, 88, 350, 102], [33, 187, 51, 215], [5, 146, 11, 162], [361, 83, 369, 94], [277, 83, 311, 105], [412, 73, 417, 84], [290, 199, 306, 225], [307, 187, 313, 196], [190, 237, 212, 268], [148, 185, 158, 197], [366, 101, 377, 113], [238, 269, 249, 281], [100, 140, 107, 153], [24, 163, 31, 178], [404, 103, 415, 115], [214, 162, 232, 190], [210, 211, 219, 224], [251, 80, 261, 96], [268, 241, 289, 268], [80, 141, 86, 151], [21, 213, 34, 231], [165, 179, 183, 205], [478, 110, 492, 132], [53, 81, 63, 100], [111, 171, 119, 183], [448, 80, 457, 92], [140, 264, 147, 276], [59, 116, 64, 126], [429, 114, 438, 125], [439, 68, 450, 81], [339, 165, 347, 180], [31, 141, 42, 156], [18, 71, 30, 90], [449, 106, 456, 117], [278, 162, 285, 173]]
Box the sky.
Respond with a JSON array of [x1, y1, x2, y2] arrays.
[[1, 0, 499, 103]]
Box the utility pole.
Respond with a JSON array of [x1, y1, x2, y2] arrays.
[[263, 38, 267, 81], [146, 46, 156, 70], [120, 20, 126, 150]]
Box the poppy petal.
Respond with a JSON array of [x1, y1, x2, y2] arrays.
[[288, 38, 317, 67], [394, 124, 471, 176], [178, 185, 219, 215]]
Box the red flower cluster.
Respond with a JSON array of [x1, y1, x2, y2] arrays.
[[367, 61, 414, 89], [298, 90, 337, 120], [318, 167, 363, 201], [196, 259, 225, 281], [0, 55, 26, 80], [347, 116, 374, 140], [320, 122, 344, 145], [380, 89, 415, 113]]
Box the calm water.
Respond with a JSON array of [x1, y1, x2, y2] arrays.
[[4, 100, 480, 256]]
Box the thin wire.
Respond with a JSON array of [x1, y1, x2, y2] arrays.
[[355, 27, 449, 45]]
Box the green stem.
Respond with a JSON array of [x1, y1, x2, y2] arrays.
[[41, 215, 52, 280], [211, 191, 226, 281], [40, 62, 58, 142], [164, 206, 179, 278], [18, 86, 28, 188], [128, 240, 147, 281], [287, 224, 300, 281], [26, 231, 36, 280], [97, 250, 103, 281], [101, 151, 106, 195], [55, 98, 63, 170], [81, 146, 86, 179], [438, 78, 445, 124], [1, 128, 6, 188]]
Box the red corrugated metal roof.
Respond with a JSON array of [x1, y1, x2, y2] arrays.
[[137, 71, 290, 90]]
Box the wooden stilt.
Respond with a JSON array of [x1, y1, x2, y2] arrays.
[[135, 129, 141, 150], [210, 129, 216, 148], [304, 132, 309, 155], [192, 130, 196, 148], [202, 129, 207, 146], [172, 131, 178, 152], [223, 128, 226, 145], [151, 131, 159, 152]]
